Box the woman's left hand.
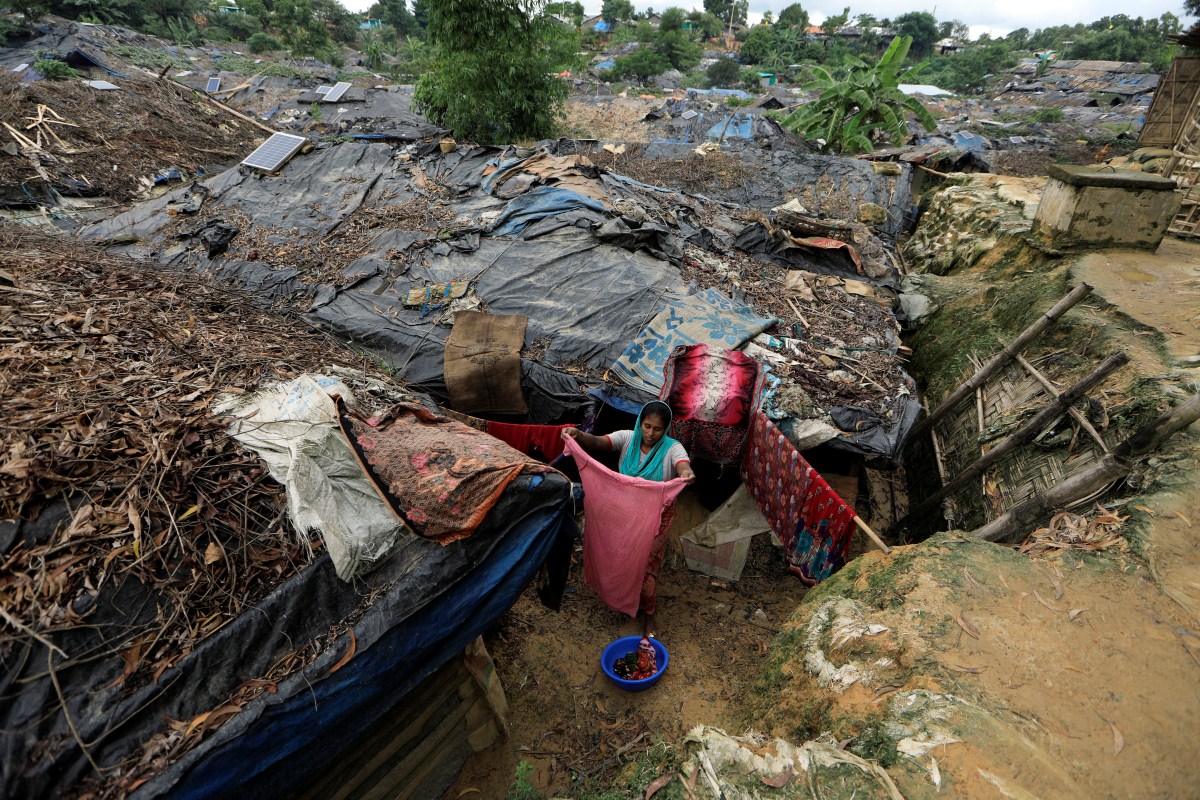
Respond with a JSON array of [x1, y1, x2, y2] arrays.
[[678, 466, 696, 484]]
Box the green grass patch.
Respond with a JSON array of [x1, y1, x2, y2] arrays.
[[109, 45, 191, 70]]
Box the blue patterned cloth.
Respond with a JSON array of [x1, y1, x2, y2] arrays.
[[609, 288, 776, 396]]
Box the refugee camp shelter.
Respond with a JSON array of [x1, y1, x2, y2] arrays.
[[1137, 42, 1200, 238], [0, 229, 580, 800]]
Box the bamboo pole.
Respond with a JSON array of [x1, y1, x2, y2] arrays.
[[911, 283, 1094, 439], [972, 394, 1200, 543], [1015, 354, 1109, 453], [854, 516, 891, 554], [892, 351, 1129, 536]]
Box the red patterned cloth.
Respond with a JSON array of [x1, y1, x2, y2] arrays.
[[639, 503, 676, 615], [739, 412, 857, 585], [337, 399, 545, 545], [485, 420, 572, 463], [659, 343, 765, 464]]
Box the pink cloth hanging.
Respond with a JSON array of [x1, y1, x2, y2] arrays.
[[563, 437, 687, 616]]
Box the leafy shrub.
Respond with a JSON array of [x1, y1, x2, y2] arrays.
[[414, 0, 569, 145], [706, 56, 740, 87], [248, 32, 283, 53], [109, 46, 190, 70], [1028, 107, 1064, 123], [611, 46, 670, 83], [507, 761, 542, 800], [32, 58, 78, 81]]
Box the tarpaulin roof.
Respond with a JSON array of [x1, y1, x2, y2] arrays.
[[82, 141, 919, 463]]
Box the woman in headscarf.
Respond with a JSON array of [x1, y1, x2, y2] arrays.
[[562, 401, 694, 636]]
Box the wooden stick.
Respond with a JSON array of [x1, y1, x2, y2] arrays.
[[157, 71, 278, 136], [929, 428, 949, 483], [1015, 354, 1109, 453], [855, 516, 891, 554], [4, 121, 38, 149], [917, 164, 952, 178], [972, 394, 1200, 542], [912, 283, 1094, 438], [893, 352, 1129, 535]]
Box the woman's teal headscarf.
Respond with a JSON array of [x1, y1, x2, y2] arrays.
[[619, 401, 680, 481]]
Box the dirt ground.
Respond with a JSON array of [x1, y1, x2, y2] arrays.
[[445, 468, 902, 798], [763, 534, 1200, 799], [1072, 241, 1200, 624]]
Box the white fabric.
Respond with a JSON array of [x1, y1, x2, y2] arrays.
[[216, 374, 410, 580], [682, 485, 772, 548]]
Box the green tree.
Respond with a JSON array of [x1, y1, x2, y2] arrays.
[[413, 0, 568, 144], [894, 11, 939, 59], [248, 31, 282, 51], [703, 0, 746, 27], [706, 56, 740, 85], [611, 44, 670, 81], [271, 0, 331, 55], [937, 19, 968, 40], [922, 38, 1018, 93], [738, 25, 775, 64], [1004, 27, 1029, 48], [821, 6, 849, 37], [659, 6, 684, 32], [411, 0, 430, 31], [601, 0, 634, 26], [370, 0, 416, 37], [656, 26, 700, 69], [778, 35, 937, 153], [777, 2, 807, 29], [546, 1, 584, 26], [686, 9, 722, 38]]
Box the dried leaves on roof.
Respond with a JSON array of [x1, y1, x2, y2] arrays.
[[0, 73, 262, 202], [0, 222, 394, 692]]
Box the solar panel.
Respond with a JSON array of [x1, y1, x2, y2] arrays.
[[241, 132, 308, 172], [206, 77, 221, 93], [322, 81, 351, 102], [315, 85, 333, 94], [86, 80, 119, 90]]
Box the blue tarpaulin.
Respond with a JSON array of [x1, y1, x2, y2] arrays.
[[705, 113, 754, 140], [490, 186, 607, 237], [145, 476, 576, 799]]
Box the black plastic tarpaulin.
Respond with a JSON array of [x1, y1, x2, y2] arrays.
[[1, 474, 576, 800]]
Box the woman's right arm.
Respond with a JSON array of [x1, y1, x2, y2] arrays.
[[561, 427, 613, 452]]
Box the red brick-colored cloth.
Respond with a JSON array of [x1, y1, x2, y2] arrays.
[[659, 343, 765, 465], [740, 411, 857, 585], [639, 504, 676, 615], [337, 399, 545, 544]]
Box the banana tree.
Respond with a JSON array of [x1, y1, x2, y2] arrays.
[[778, 35, 938, 154]]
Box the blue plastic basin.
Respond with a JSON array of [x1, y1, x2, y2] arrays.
[[600, 635, 669, 691]]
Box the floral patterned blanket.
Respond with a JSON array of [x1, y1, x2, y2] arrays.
[[337, 399, 546, 545], [608, 288, 776, 396], [660, 343, 766, 464]]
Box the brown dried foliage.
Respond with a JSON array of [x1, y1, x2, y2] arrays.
[[0, 222, 396, 695], [583, 142, 754, 196], [0, 73, 261, 202]]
